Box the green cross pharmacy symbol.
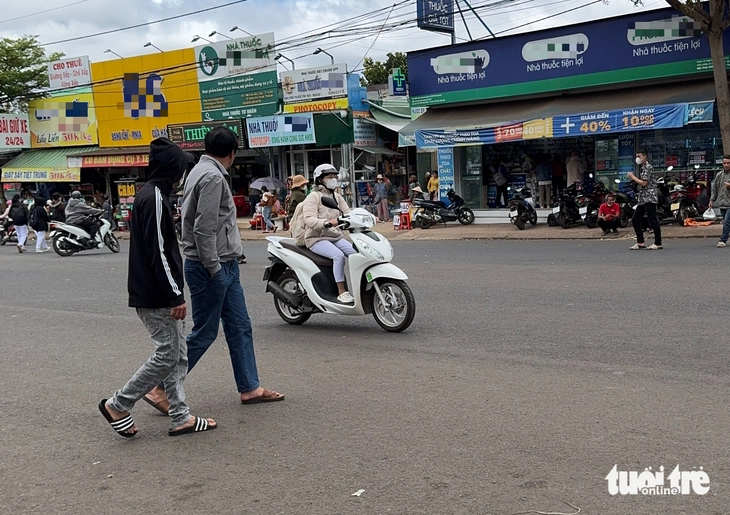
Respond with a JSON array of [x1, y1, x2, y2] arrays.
[[392, 68, 406, 88]]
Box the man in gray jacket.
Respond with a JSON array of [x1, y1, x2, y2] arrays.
[[66, 191, 104, 244], [709, 154, 730, 248], [146, 127, 284, 409]]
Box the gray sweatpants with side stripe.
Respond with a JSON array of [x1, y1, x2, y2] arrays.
[[108, 307, 191, 429]]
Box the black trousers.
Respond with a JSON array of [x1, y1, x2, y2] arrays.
[[496, 184, 509, 207], [75, 218, 100, 239], [597, 218, 621, 231], [632, 203, 661, 245]]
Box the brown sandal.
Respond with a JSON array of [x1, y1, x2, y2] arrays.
[[240, 388, 285, 404]]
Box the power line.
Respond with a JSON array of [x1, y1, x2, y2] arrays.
[[41, 0, 252, 46], [0, 0, 88, 25]]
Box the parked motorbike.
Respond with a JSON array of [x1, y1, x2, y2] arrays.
[[0, 222, 17, 245], [579, 181, 611, 229], [669, 175, 707, 225], [49, 215, 121, 256], [612, 180, 636, 228], [412, 189, 475, 229], [507, 186, 538, 230], [553, 182, 584, 229], [263, 196, 415, 332]]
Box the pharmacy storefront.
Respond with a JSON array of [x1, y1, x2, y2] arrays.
[[404, 5, 730, 208]]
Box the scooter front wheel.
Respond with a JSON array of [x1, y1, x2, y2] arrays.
[[457, 207, 475, 225], [370, 279, 415, 333], [105, 233, 121, 253], [274, 271, 311, 325]]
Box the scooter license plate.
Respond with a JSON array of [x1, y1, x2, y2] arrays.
[[509, 209, 518, 218], [579, 207, 587, 215], [552, 207, 560, 214], [366, 271, 374, 283], [671, 203, 680, 211]]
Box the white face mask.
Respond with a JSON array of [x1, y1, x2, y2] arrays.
[[635, 157, 643, 165], [324, 178, 338, 190]]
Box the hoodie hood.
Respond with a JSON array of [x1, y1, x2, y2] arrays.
[[147, 138, 191, 191], [67, 198, 84, 209]]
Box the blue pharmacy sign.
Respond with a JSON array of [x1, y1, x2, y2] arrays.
[[417, 0, 454, 34], [408, 5, 730, 107]]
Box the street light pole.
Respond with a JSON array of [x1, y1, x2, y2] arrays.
[[191, 35, 213, 44], [104, 49, 123, 59], [275, 53, 295, 70], [230, 26, 255, 37], [313, 48, 334, 65], [210, 30, 234, 41], [144, 42, 163, 52]]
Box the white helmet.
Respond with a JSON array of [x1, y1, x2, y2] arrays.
[[313, 164, 338, 182]]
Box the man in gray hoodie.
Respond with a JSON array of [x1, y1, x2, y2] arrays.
[[146, 127, 284, 409], [709, 155, 730, 248]]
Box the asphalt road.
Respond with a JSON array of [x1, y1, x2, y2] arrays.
[[1, 237, 728, 515]]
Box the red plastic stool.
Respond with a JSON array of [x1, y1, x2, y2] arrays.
[[397, 210, 412, 230]]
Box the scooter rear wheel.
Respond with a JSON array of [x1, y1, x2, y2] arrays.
[[52, 234, 76, 257], [274, 271, 311, 325], [515, 214, 526, 230], [370, 279, 415, 333]]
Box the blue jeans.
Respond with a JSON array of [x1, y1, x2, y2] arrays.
[[721, 209, 730, 243], [185, 259, 260, 393], [262, 205, 275, 230]]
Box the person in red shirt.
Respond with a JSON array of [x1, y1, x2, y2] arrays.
[[598, 191, 621, 236]]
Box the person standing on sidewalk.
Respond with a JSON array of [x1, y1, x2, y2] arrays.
[[709, 155, 730, 248], [99, 138, 217, 438], [373, 174, 390, 222], [145, 127, 284, 411], [536, 154, 552, 208], [30, 197, 51, 253], [8, 195, 29, 253], [628, 148, 662, 250]]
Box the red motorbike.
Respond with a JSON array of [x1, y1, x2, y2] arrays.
[[668, 176, 707, 226]]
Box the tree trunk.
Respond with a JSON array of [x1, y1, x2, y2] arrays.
[[702, 0, 730, 154], [708, 27, 730, 154]]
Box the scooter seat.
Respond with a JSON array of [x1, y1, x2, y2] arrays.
[[280, 240, 334, 267]]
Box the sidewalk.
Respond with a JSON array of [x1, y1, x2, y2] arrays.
[[234, 219, 723, 242], [112, 219, 722, 242]]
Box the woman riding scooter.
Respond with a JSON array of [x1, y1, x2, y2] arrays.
[[302, 164, 355, 304]]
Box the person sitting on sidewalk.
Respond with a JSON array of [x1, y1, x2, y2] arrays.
[[597, 192, 621, 237]]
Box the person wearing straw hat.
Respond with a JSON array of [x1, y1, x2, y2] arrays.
[[287, 175, 308, 220], [373, 174, 390, 222]]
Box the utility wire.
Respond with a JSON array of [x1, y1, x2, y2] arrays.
[[0, 0, 88, 25]]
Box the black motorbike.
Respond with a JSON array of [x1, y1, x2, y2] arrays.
[[507, 186, 538, 230], [413, 189, 475, 229], [554, 183, 584, 229]]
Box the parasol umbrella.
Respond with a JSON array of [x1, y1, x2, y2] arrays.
[[249, 177, 286, 191]]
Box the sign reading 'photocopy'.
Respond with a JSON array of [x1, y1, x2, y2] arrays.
[[280, 64, 348, 113]]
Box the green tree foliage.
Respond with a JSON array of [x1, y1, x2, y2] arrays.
[[0, 35, 64, 113], [633, 0, 730, 151], [361, 52, 408, 86]]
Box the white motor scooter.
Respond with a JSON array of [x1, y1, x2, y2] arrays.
[[49, 215, 120, 256], [263, 196, 415, 332]]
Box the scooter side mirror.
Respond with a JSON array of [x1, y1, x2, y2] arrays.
[[321, 196, 341, 212], [507, 186, 512, 191], [667, 166, 674, 172], [614, 179, 621, 184]]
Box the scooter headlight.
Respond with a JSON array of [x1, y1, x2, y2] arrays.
[[360, 241, 384, 260]]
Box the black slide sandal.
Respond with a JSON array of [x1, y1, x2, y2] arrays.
[[98, 399, 137, 438]]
